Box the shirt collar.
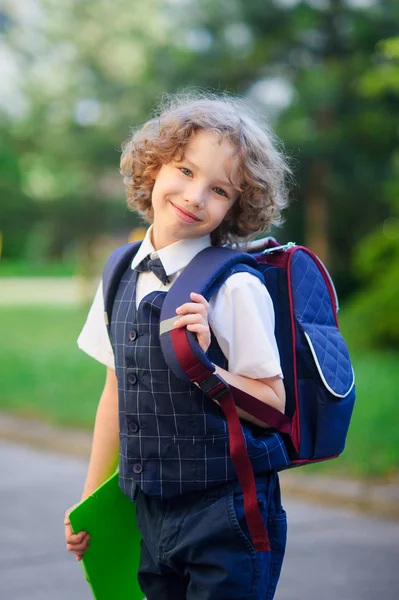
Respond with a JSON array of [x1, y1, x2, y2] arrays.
[[131, 225, 212, 276]]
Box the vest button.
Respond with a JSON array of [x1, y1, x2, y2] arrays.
[[128, 373, 137, 385], [133, 463, 143, 474], [129, 421, 139, 434], [129, 330, 137, 341]]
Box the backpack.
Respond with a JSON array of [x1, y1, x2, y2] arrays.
[[102, 236, 356, 551]]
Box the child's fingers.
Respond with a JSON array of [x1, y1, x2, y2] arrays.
[[176, 302, 208, 318], [67, 542, 89, 554], [64, 504, 89, 558], [189, 291, 210, 308], [64, 504, 78, 521], [174, 314, 207, 329], [67, 543, 88, 554], [65, 529, 87, 544], [174, 295, 211, 353], [66, 535, 90, 553], [186, 324, 211, 352], [66, 536, 89, 551], [186, 323, 210, 336], [176, 293, 210, 314]]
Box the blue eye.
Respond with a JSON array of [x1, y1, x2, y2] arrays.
[[180, 167, 192, 177], [214, 187, 228, 197]]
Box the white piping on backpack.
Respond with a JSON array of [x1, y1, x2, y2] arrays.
[[303, 331, 355, 398]]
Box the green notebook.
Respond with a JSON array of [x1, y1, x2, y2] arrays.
[[69, 472, 145, 600]]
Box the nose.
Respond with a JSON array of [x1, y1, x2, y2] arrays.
[[183, 181, 206, 208]]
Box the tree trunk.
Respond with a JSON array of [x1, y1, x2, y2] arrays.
[[305, 159, 329, 266]]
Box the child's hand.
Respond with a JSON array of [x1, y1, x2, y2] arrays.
[[64, 505, 90, 561], [174, 292, 211, 353]]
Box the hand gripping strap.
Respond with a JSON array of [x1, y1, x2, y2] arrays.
[[170, 326, 291, 434], [160, 246, 257, 379], [161, 245, 292, 432]]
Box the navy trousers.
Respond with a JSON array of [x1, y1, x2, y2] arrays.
[[136, 473, 287, 600]]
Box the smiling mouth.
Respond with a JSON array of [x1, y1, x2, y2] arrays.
[[170, 202, 202, 223]]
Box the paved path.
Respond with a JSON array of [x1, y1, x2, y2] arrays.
[[1, 442, 398, 600]]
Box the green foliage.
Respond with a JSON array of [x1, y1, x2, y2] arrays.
[[307, 346, 399, 479], [0, 306, 103, 427], [342, 34, 399, 349], [1, 0, 399, 301], [342, 222, 399, 349], [358, 36, 399, 96]]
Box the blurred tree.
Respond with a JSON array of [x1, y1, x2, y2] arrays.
[[343, 36, 399, 349], [0, 128, 41, 259], [1, 0, 398, 299], [149, 0, 399, 295], [0, 0, 167, 266]]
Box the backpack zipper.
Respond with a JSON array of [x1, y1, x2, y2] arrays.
[[312, 253, 340, 313], [262, 241, 296, 255], [261, 242, 339, 313]]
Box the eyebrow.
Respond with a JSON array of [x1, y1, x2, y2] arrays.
[[182, 156, 235, 189]]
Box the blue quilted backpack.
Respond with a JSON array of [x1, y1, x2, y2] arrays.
[[103, 236, 356, 551]]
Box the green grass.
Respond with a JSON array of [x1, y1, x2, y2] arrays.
[[0, 306, 104, 428], [1, 306, 398, 479], [0, 259, 77, 277], [303, 349, 399, 480]]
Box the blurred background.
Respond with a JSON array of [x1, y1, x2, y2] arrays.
[[1, 0, 399, 481]]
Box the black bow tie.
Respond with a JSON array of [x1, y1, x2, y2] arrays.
[[135, 255, 170, 285]]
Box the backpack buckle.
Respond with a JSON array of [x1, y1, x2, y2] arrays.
[[196, 372, 231, 400]]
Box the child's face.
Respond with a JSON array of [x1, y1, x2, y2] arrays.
[[150, 130, 239, 250]]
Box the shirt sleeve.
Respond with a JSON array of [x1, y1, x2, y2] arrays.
[[208, 272, 283, 380], [77, 281, 115, 370]]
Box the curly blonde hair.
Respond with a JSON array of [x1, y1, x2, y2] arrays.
[[120, 90, 292, 246]]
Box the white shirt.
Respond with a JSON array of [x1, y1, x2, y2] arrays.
[[77, 227, 283, 380]]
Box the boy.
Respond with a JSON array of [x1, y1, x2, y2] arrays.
[[65, 92, 292, 599]]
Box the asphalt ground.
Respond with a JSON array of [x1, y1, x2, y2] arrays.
[[1, 412, 398, 520], [1, 441, 399, 600]]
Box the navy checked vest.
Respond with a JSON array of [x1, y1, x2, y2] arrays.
[[110, 267, 290, 501]]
